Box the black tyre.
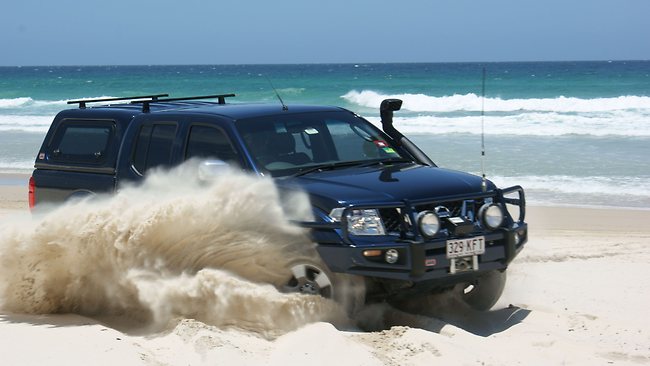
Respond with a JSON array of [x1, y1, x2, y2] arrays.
[[282, 258, 366, 315], [460, 270, 507, 311]]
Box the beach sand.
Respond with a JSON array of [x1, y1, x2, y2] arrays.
[[1, 176, 649, 365], [0, 173, 29, 214]]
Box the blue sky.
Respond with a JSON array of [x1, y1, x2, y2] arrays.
[[1, 0, 649, 66]]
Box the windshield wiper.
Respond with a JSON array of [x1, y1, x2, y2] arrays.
[[292, 158, 413, 177], [363, 157, 413, 166], [292, 160, 371, 177]]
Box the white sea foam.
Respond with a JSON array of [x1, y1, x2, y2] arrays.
[[0, 97, 34, 108], [277, 87, 306, 95], [0, 161, 34, 173], [364, 110, 650, 137], [488, 175, 650, 208], [491, 175, 650, 197], [0, 115, 53, 132], [0, 97, 69, 109], [10, 111, 648, 137], [0, 95, 147, 133], [0, 96, 122, 111], [342, 90, 650, 113], [345, 89, 650, 137], [3, 93, 650, 137]]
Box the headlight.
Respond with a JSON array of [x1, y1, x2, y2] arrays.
[[479, 203, 504, 230], [417, 211, 440, 239], [347, 209, 386, 235]]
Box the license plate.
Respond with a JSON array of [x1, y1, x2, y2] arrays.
[[446, 236, 485, 259]]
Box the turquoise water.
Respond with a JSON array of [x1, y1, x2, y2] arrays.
[[1, 62, 649, 207]]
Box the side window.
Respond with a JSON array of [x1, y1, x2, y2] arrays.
[[50, 121, 114, 164], [185, 125, 239, 164], [132, 123, 177, 174], [132, 125, 152, 173]]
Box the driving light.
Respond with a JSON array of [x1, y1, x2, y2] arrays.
[[385, 249, 399, 264], [479, 203, 504, 230], [417, 211, 440, 239], [347, 209, 386, 236]]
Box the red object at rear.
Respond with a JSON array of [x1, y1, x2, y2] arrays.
[[28, 176, 35, 210]]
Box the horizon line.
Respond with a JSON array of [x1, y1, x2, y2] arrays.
[[1, 59, 649, 68]]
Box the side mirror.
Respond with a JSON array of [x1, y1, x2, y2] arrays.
[[198, 159, 230, 180]]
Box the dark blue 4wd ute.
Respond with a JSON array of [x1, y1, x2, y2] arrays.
[[31, 94, 528, 312]]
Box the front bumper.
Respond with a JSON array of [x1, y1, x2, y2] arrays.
[[295, 186, 528, 284], [316, 223, 527, 283]]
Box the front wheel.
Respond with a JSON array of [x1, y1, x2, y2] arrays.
[[459, 269, 507, 311], [282, 259, 366, 315]]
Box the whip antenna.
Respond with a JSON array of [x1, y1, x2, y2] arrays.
[[265, 75, 288, 111], [480, 67, 487, 192]]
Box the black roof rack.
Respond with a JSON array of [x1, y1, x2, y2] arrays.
[[67, 94, 169, 109], [131, 93, 236, 113]]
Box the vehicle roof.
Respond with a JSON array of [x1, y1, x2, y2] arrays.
[[59, 101, 349, 121]]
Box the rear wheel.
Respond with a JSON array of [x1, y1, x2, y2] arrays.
[[459, 270, 507, 311], [282, 259, 366, 315]]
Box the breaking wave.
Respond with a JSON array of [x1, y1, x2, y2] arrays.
[[0, 96, 123, 134], [342, 90, 650, 113], [0, 163, 346, 338], [0, 97, 34, 108], [363, 111, 650, 137], [343, 90, 650, 137], [0, 97, 69, 109]]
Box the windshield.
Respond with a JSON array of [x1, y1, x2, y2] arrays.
[[235, 111, 410, 177]]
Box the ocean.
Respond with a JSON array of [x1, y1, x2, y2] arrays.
[[1, 62, 649, 208]]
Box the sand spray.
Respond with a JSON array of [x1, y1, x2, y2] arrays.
[[0, 162, 346, 337]]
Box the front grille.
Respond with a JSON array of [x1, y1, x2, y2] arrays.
[[379, 199, 486, 237], [415, 199, 484, 222], [379, 208, 402, 234]]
